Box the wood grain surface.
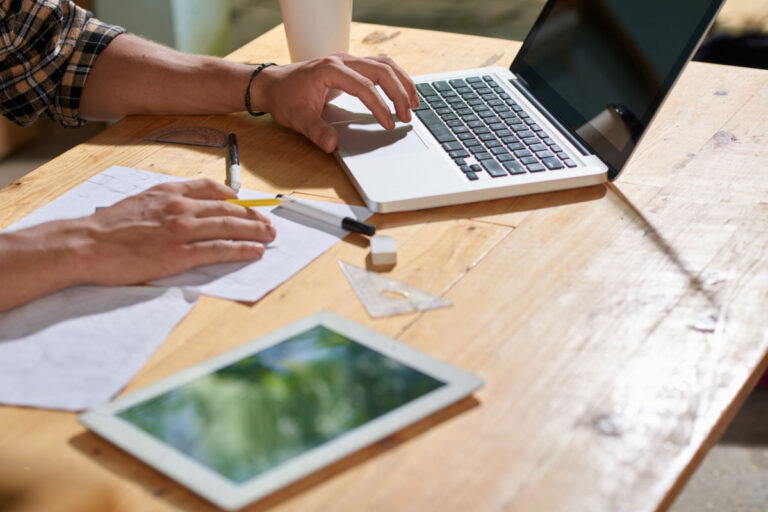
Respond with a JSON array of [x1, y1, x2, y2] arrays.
[[0, 22, 766, 512]]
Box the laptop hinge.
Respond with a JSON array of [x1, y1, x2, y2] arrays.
[[508, 77, 590, 156]]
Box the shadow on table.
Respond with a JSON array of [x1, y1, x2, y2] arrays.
[[69, 395, 480, 511]]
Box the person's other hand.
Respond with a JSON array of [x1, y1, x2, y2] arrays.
[[75, 178, 275, 285], [251, 53, 420, 153]]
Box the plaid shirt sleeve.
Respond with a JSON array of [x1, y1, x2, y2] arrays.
[[0, 0, 124, 127]]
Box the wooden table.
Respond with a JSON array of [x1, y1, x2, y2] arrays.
[[1, 22, 767, 512]]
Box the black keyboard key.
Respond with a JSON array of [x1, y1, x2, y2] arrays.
[[507, 142, 525, 151], [416, 83, 438, 96], [489, 123, 506, 132], [501, 135, 519, 144], [470, 164, 482, 172], [461, 114, 479, 122], [479, 133, 496, 141], [543, 137, 555, 145], [450, 149, 470, 159], [413, 102, 431, 111], [466, 172, 479, 181], [460, 164, 471, 173], [448, 99, 467, 108], [443, 141, 464, 151], [424, 94, 441, 103], [473, 104, 490, 112], [556, 151, 568, 159], [542, 157, 564, 170], [564, 159, 577, 168], [491, 146, 509, 156], [432, 81, 451, 91], [442, 113, 459, 121], [521, 156, 538, 165], [468, 99, 484, 106], [498, 153, 515, 162], [452, 125, 469, 134], [469, 145, 487, 154], [514, 149, 532, 158], [518, 130, 534, 138], [522, 136, 539, 145], [457, 87, 473, 95], [467, 77, 483, 84], [483, 75, 495, 82], [449, 78, 468, 88], [496, 129, 513, 138], [479, 110, 497, 119], [456, 108, 473, 116], [458, 132, 476, 141], [436, 107, 452, 116], [536, 151, 555, 159], [511, 104, 523, 112], [482, 159, 507, 177], [486, 139, 502, 148], [551, 144, 563, 153], [415, 109, 456, 143], [464, 136, 481, 146], [481, 93, 497, 101], [493, 105, 511, 113], [530, 143, 547, 152], [475, 152, 494, 161], [527, 163, 546, 172], [488, 99, 504, 107], [473, 126, 490, 135], [441, 89, 458, 98], [467, 120, 484, 129], [498, 92, 511, 100], [504, 161, 526, 175], [511, 123, 527, 132], [446, 119, 463, 127], [530, 123, 542, 131], [523, 117, 536, 125]]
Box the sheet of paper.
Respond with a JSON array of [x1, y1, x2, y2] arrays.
[[7, 166, 372, 302], [0, 286, 199, 411]]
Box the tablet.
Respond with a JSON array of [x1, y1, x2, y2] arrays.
[[79, 311, 482, 510]]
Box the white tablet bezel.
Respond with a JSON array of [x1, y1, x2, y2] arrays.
[[79, 311, 482, 510]]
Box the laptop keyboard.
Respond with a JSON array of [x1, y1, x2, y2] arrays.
[[413, 75, 577, 181]]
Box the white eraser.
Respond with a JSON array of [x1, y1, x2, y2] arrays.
[[370, 235, 397, 266]]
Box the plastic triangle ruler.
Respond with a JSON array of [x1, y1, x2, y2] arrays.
[[338, 261, 452, 318]]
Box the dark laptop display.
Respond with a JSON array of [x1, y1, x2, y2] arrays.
[[511, 0, 724, 179]]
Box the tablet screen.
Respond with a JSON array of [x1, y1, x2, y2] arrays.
[[117, 325, 445, 484]]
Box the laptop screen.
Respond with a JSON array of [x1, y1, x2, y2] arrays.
[[510, 0, 724, 179]]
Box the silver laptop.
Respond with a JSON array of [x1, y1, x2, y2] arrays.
[[325, 0, 725, 213]]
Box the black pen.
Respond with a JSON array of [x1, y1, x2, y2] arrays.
[[276, 194, 376, 236], [226, 133, 241, 192]]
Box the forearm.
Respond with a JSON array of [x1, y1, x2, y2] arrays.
[[79, 34, 256, 120], [0, 221, 91, 313]]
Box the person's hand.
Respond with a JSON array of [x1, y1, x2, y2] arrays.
[[0, 179, 276, 313], [75, 178, 276, 286], [251, 53, 420, 152]]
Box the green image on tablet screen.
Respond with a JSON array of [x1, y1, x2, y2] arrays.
[[118, 326, 445, 483]]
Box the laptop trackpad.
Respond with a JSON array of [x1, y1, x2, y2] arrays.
[[334, 118, 428, 158]]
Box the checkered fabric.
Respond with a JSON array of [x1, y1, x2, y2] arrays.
[[0, 0, 123, 127]]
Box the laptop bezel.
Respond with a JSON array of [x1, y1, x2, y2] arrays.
[[508, 0, 726, 180]]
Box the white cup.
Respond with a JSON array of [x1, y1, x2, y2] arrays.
[[279, 0, 353, 63]]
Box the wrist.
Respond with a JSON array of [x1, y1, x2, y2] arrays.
[[246, 63, 277, 115]]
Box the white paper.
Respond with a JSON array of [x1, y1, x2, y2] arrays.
[[0, 286, 199, 411], [7, 166, 372, 302]]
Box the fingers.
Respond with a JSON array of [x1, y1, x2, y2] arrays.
[[182, 240, 266, 269], [322, 63, 395, 130], [159, 178, 238, 200], [368, 55, 420, 110], [293, 111, 338, 152], [344, 58, 412, 122], [176, 216, 277, 244], [192, 199, 272, 225]]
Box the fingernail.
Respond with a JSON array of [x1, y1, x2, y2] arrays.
[[268, 225, 276, 238], [321, 134, 335, 152]]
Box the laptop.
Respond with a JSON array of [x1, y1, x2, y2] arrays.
[[324, 0, 725, 213]]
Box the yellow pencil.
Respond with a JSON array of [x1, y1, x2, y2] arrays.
[[225, 198, 286, 207]]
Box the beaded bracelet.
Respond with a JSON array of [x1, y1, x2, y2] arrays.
[[245, 62, 276, 117]]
